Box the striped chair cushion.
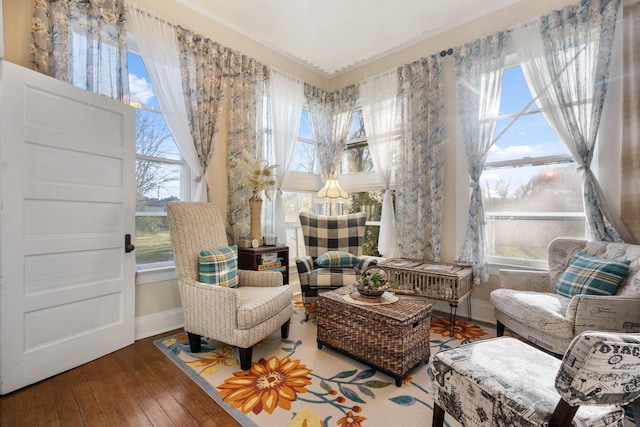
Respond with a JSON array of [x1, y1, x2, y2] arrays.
[[199, 245, 239, 288], [316, 251, 361, 268], [554, 250, 630, 297]]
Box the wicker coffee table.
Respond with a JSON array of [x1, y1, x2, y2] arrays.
[[317, 285, 432, 386]]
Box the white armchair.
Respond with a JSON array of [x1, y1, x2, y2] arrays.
[[167, 202, 293, 370], [490, 237, 640, 354]]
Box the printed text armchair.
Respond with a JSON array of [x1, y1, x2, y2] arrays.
[[490, 237, 640, 354], [431, 331, 640, 426]]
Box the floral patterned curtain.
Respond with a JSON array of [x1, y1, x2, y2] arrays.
[[31, 0, 128, 101], [304, 84, 359, 182], [512, 0, 628, 242], [453, 32, 508, 283], [226, 54, 271, 243], [397, 55, 445, 261], [176, 27, 227, 201]]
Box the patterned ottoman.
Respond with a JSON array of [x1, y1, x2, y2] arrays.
[[429, 335, 634, 426]]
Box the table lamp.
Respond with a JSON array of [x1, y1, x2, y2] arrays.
[[317, 178, 348, 215]]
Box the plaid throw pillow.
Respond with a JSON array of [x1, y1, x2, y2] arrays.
[[554, 250, 630, 297], [199, 245, 239, 288], [315, 251, 361, 268]]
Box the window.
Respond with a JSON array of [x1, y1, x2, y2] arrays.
[[128, 51, 190, 268], [481, 64, 586, 263], [281, 108, 383, 257], [342, 109, 373, 173], [290, 109, 319, 174], [340, 109, 383, 256], [276, 108, 319, 254]]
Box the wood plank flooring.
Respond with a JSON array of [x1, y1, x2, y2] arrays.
[[0, 330, 240, 427]]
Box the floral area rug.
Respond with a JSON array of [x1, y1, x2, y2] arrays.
[[154, 299, 491, 427]]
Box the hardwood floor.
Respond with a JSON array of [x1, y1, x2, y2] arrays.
[[0, 330, 240, 427]]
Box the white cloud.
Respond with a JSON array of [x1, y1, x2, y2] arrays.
[[129, 73, 155, 105], [488, 143, 540, 161]]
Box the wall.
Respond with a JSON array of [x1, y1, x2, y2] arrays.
[[2, 0, 622, 332]]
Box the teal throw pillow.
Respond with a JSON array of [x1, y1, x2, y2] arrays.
[[199, 245, 239, 288], [554, 250, 630, 297], [315, 251, 360, 268]]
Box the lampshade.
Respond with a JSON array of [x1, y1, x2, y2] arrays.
[[317, 179, 349, 200]]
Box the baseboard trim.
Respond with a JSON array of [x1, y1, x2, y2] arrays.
[[135, 308, 184, 341]]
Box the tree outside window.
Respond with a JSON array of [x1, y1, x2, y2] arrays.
[[129, 51, 188, 267]]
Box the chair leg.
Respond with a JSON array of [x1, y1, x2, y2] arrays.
[[496, 320, 505, 337], [304, 304, 311, 320], [432, 403, 446, 427], [281, 320, 291, 339], [549, 399, 579, 427], [239, 346, 253, 370], [187, 332, 201, 352]]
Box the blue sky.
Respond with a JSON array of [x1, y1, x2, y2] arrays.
[[488, 66, 564, 163], [128, 52, 159, 109]]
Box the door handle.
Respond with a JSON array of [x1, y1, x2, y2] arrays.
[[124, 234, 135, 253]]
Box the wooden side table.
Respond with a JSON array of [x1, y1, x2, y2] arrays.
[[238, 245, 289, 285]]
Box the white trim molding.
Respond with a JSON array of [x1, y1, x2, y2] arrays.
[[134, 308, 184, 340]]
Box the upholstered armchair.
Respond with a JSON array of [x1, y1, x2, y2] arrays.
[[167, 202, 293, 370], [430, 331, 640, 426], [490, 237, 640, 354], [296, 212, 376, 319]]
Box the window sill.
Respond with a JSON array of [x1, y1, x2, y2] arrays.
[[487, 257, 548, 276], [136, 264, 177, 285]]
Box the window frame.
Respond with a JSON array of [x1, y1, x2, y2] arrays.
[[462, 54, 587, 270], [339, 108, 393, 257], [339, 107, 393, 193], [128, 43, 192, 279]]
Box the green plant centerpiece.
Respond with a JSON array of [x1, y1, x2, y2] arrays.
[[356, 266, 389, 298]]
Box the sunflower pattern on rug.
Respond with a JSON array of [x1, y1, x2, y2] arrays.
[[155, 299, 489, 427]]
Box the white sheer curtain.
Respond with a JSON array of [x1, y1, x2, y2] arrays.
[[454, 33, 507, 282], [360, 70, 400, 258], [269, 70, 304, 244], [127, 5, 206, 201], [511, 0, 630, 242]]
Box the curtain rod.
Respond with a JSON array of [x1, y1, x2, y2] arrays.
[[439, 48, 453, 57]]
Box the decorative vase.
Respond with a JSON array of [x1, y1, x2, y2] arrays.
[[249, 198, 263, 245]]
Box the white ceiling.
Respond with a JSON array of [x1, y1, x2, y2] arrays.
[[177, 0, 520, 78]]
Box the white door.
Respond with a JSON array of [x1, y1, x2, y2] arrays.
[[0, 61, 136, 394]]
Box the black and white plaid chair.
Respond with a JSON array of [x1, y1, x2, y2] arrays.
[[296, 212, 376, 319]]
